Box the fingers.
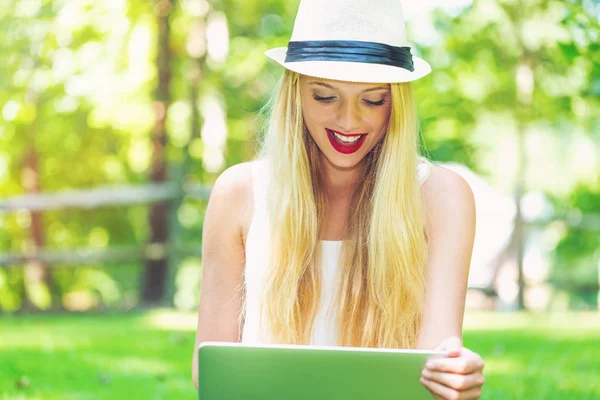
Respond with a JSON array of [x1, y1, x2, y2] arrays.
[[422, 343, 485, 399], [421, 377, 482, 400], [426, 354, 484, 375], [421, 369, 484, 392], [434, 336, 462, 357]]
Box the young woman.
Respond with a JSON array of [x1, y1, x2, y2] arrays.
[[193, 1, 485, 399]]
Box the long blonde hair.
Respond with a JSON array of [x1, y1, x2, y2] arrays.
[[256, 70, 428, 348]]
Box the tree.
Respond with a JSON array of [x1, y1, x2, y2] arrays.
[[141, 0, 177, 304]]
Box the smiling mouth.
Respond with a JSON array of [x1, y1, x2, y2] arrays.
[[327, 129, 366, 143], [326, 128, 367, 154]]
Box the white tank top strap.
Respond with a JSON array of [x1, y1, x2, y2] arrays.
[[251, 159, 269, 207], [417, 156, 432, 185]]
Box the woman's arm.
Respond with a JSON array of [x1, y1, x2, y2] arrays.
[[191, 163, 253, 390], [417, 165, 476, 349], [416, 165, 485, 400]]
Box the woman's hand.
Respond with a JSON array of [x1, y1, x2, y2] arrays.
[[420, 337, 485, 400]]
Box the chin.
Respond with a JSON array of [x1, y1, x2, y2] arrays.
[[320, 150, 367, 171]]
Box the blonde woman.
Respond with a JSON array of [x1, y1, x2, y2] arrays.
[[193, 1, 485, 399]]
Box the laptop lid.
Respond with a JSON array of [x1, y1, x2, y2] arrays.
[[198, 342, 446, 400]]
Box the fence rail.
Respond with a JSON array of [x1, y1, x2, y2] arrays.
[[0, 182, 211, 212], [0, 244, 203, 266]]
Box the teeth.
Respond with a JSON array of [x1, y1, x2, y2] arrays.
[[332, 131, 362, 143]]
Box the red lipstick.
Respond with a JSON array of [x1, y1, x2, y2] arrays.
[[326, 129, 367, 154]]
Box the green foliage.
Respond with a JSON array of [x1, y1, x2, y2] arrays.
[[0, 0, 598, 311], [414, 0, 599, 181], [548, 182, 600, 307], [412, 0, 600, 310]]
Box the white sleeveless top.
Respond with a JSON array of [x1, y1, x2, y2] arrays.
[[241, 158, 432, 345]]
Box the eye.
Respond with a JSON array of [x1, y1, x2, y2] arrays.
[[363, 99, 386, 107], [313, 94, 337, 103]]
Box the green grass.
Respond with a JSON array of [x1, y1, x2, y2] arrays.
[[462, 312, 600, 399], [1, 311, 599, 399]]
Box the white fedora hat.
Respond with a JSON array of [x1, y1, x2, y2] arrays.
[[265, 0, 431, 83]]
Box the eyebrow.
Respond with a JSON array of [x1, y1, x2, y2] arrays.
[[309, 81, 389, 93]]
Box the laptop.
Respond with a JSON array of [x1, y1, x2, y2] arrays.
[[198, 342, 446, 399]]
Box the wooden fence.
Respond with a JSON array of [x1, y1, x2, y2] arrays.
[[1, 182, 599, 310]]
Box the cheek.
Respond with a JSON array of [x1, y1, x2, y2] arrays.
[[302, 102, 330, 129], [369, 108, 392, 135]]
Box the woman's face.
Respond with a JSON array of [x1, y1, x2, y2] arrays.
[[299, 75, 392, 170]]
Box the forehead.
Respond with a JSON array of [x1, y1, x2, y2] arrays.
[[300, 75, 390, 93]]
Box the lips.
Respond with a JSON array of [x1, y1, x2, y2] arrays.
[[326, 128, 367, 154]]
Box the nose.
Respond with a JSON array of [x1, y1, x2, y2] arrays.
[[335, 99, 361, 133]]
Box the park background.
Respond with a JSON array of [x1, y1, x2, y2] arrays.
[[0, 0, 599, 398]]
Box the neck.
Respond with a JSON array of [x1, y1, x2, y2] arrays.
[[319, 155, 366, 200]]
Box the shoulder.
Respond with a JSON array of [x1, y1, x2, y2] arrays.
[[208, 161, 256, 236], [421, 164, 476, 242], [422, 164, 475, 208], [212, 161, 254, 196]]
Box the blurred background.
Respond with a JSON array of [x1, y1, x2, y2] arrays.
[[0, 0, 599, 398]]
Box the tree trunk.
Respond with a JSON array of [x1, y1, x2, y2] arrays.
[[514, 56, 534, 310], [22, 128, 55, 310], [142, 0, 175, 304], [511, 0, 535, 310], [163, 11, 208, 306]]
